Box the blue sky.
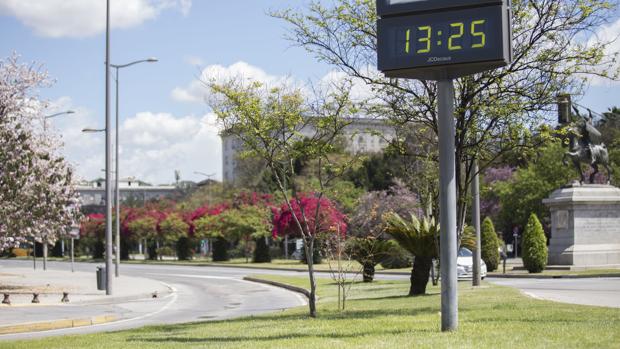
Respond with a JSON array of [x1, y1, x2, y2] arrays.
[[1, 0, 619, 185], [0, 0, 333, 185]]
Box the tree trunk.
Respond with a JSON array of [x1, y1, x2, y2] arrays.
[[362, 263, 375, 282], [306, 238, 317, 317], [43, 241, 48, 271], [409, 256, 432, 295]]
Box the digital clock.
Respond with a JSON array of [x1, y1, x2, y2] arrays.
[[376, 0, 512, 80]]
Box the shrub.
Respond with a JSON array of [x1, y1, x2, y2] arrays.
[[253, 237, 272, 263], [481, 217, 500, 272], [51, 241, 63, 257], [300, 241, 322, 264], [522, 213, 548, 273], [380, 244, 412, 269], [92, 240, 105, 259], [212, 237, 229, 261], [176, 237, 194, 261], [156, 246, 175, 258], [11, 248, 30, 257], [346, 238, 397, 282]]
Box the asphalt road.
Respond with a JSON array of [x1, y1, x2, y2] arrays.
[[488, 277, 620, 308], [0, 260, 308, 340]]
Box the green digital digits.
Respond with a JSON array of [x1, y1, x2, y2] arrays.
[[403, 19, 486, 54], [448, 22, 464, 51], [471, 19, 486, 48], [417, 26, 431, 53]]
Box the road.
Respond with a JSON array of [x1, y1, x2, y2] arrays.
[[489, 277, 620, 308], [0, 260, 309, 340]]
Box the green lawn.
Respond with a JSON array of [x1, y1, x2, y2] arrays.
[[3, 274, 620, 349]]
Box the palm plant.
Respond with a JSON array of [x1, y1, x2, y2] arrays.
[[384, 213, 439, 295], [345, 237, 398, 282]]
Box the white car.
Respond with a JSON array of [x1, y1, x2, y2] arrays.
[[457, 248, 487, 279]]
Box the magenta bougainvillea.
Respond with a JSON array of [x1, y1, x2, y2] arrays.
[[272, 194, 347, 238], [83, 192, 278, 240]]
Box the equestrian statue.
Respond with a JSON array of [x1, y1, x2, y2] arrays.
[[562, 106, 612, 184]]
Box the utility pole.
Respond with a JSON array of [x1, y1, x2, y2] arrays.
[[104, 0, 113, 295], [438, 79, 458, 331], [472, 160, 482, 286]]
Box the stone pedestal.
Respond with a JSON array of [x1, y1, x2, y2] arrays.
[[543, 184, 620, 266]]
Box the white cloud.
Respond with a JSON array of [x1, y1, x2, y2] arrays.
[[47, 97, 221, 184], [43, 97, 106, 181], [185, 55, 204, 67], [585, 17, 620, 86], [317, 66, 379, 103], [119, 112, 221, 184], [171, 61, 296, 104], [172, 61, 380, 106], [0, 0, 192, 38]]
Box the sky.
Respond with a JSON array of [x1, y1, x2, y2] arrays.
[[1, 0, 619, 185]]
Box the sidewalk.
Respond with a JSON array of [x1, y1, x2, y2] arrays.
[[0, 266, 172, 334]]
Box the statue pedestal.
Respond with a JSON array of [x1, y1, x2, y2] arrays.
[[543, 184, 620, 267]]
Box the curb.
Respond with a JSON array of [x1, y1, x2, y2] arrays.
[[0, 283, 174, 307], [0, 315, 119, 335], [75, 284, 175, 306], [243, 276, 311, 299]]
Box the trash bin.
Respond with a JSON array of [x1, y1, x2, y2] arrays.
[[96, 266, 106, 290]]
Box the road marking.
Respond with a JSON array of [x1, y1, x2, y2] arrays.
[[146, 273, 308, 306]]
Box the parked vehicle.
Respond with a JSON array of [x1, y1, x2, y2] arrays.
[[457, 247, 487, 279]]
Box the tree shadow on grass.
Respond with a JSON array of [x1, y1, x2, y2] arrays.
[[127, 327, 438, 344]]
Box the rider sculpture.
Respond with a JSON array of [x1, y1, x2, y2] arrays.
[[562, 107, 612, 184]]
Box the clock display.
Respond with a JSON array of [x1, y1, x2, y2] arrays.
[[377, 2, 512, 79]]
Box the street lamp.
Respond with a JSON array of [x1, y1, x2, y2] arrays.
[[31, 110, 77, 270], [45, 110, 75, 119], [194, 171, 216, 259], [104, 0, 113, 296], [81, 126, 112, 292], [43, 110, 75, 131], [194, 171, 216, 200], [110, 57, 158, 278], [82, 128, 106, 133]]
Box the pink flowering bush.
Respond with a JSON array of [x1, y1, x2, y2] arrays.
[[272, 194, 347, 238]]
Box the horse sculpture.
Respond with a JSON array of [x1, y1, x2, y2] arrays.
[[562, 107, 612, 184]]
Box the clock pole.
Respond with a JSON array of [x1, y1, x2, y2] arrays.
[[438, 78, 458, 331]]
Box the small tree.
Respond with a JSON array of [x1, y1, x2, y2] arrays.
[[194, 214, 229, 261], [159, 213, 190, 259], [253, 236, 271, 263], [0, 55, 81, 257], [522, 213, 548, 273], [384, 213, 439, 295], [195, 205, 272, 263], [347, 184, 419, 282], [481, 217, 500, 272], [209, 75, 357, 318], [346, 237, 397, 282], [127, 216, 158, 260], [80, 214, 105, 259]]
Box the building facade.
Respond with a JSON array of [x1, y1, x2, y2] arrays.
[[76, 178, 178, 210], [221, 118, 396, 184]]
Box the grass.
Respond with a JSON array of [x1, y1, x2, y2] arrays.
[[3, 275, 620, 349]]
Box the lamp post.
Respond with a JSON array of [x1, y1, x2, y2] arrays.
[[38, 110, 77, 269], [43, 110, 75, 131], [110, 58, 158, 278], [194, 171, 216, 257], [82, 126, 109, 293]]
